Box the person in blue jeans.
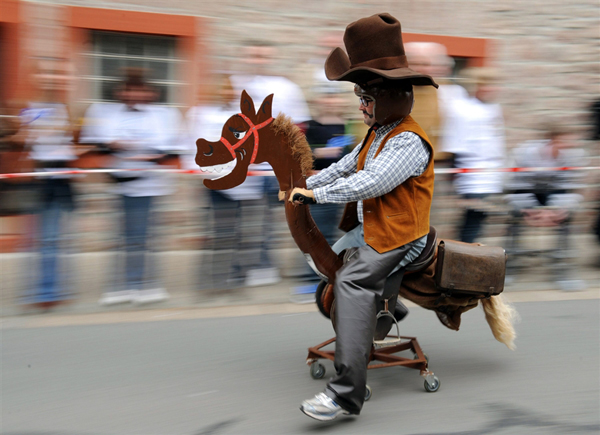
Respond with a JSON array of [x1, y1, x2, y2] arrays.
[[35, 179, 75, 305], [82, 68, 172, 305], [20, 58, 77, 308]]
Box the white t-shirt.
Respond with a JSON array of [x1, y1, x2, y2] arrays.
[[230, 74, 311, 124], [24, 102, 76, 178], [80, 103, 174, 197], [441, 96, 506, 195]]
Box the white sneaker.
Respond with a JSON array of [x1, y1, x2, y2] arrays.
[[99, 290, 135, 306], [133, 288, 170, 304], [245, 268, 281, 287], [300, 392, 350, 421]]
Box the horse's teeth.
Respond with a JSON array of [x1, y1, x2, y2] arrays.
[[215, 165, 223, 173]]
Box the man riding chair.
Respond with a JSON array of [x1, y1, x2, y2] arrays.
[[288, 13, 439, 420]]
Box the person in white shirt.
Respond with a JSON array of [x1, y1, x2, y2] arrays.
[[187, 75, 270, 291], [440, 67, 506, 243], [405, 41, 469, 162], [21, 58, 77, 308], [505, 125, 587, 291], [81, 69, 171, 305], [229, 42, 311, 127], [229, 42, 312, 284]]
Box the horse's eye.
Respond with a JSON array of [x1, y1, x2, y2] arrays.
[[233, 131, 247, 140]]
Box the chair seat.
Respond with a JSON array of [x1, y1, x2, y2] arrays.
[[405, 226, 438, 273]]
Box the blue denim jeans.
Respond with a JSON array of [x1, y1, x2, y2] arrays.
[[122, 195, 153, 290], [32, 179, 74, 303], [206, 190, 244, 290]]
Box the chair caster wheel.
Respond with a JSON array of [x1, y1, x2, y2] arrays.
[[365, 385, 372, 401], [424, 375, 440, 392], [310, 362, 325, 379]]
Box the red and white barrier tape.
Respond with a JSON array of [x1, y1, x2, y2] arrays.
[[0, 166, 598, 179]]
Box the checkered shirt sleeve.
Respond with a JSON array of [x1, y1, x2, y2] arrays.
[[307, 129, 430, 205]]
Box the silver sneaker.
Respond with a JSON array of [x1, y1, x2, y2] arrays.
[[98, 290, 134, 306], [133, 288, 170, 304], [300, 392, 349, 421]]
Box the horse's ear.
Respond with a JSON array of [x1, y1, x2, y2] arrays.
[[256, 93, 274, 123], [240, 90, 256, 118]]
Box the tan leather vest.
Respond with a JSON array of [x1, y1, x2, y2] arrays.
[[338, 115, 435, 253]]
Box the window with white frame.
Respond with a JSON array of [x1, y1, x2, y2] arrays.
[[82, 30, 181, 105]]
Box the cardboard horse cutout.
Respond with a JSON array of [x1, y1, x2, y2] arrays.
[[195, 91, 517, 351]]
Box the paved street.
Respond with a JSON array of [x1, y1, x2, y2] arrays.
[[2, 297, 599, 435]]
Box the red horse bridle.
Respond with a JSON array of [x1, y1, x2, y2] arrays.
[[219, 113, 274, 164]]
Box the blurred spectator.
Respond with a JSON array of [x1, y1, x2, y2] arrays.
[[405, 42, 470, 235], [590, 99, 600, 244], [229, 41, 312, 285], [440, 67, 506, 243], [187, 74, 269, 292], [505, 124, 587, 291], [81, 68, 171, 305], [294, 31, 367, 143], [589, 98, 600, 142], [405, 42, 469, 162], [19, 58, 77, 308], [291, 82, 355, 302], [296, 32, 343, 97], [230, 41, 311, 125]]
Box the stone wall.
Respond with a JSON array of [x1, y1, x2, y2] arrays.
[[29, 0, 599, 148], [9, 0, 599, 254]]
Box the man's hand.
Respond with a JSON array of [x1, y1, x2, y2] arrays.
[[289, 187, 316, 205]]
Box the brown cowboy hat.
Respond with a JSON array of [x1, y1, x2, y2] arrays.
[[325, 13, 438, 88]]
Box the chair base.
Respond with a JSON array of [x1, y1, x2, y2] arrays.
[[306, 335, 440, 393]]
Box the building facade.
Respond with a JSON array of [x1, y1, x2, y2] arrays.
[[2, 0, 598, 145]]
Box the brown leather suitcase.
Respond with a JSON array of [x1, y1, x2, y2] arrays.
[[435, 240, 507, 297]]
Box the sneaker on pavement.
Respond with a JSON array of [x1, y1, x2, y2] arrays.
[[133, 288, 170, 304], [99, 290, 135, 306], [300, 392, 349, 421], [245, 268, 281, 287]]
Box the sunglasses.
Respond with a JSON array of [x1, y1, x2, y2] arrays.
[[358, 96, 374, 106]]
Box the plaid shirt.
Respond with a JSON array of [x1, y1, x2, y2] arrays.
[[307, 120, 430, 223]]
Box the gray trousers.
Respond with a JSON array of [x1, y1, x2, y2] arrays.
[[324, 241, 413, 415]]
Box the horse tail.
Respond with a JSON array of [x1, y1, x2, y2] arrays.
[[481, 294, 519, 351]]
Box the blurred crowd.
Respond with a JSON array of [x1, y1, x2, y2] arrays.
[[1, 37, 599, 312]]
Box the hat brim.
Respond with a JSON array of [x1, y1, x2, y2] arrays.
[[325, 47, 439, 88]]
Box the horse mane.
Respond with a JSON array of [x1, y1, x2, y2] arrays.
[[271, 114, 314, 176]]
